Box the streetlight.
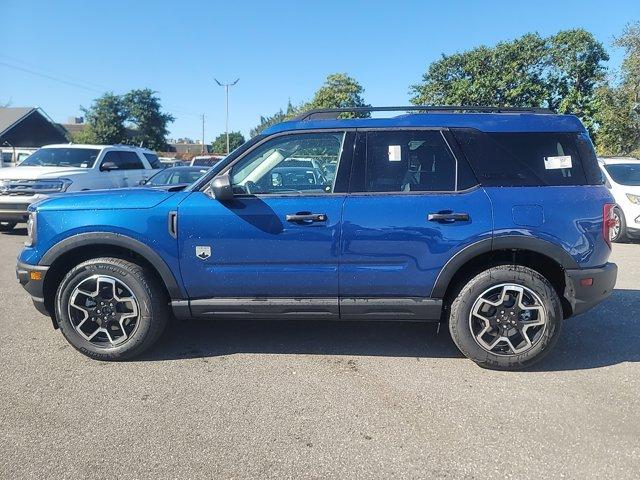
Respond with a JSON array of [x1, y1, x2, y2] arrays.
[[214, 78, 239, 154]]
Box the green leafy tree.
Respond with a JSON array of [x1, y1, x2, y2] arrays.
[[123, 89, 174, 150], [212, 131, 245, 154], [250, 101, 300, 137], [306, 73, 370, 117], [76, 92, 128, 144], [410, 30, 608, 135], [595, 22, 640, 156]]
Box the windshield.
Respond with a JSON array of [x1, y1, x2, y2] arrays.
[[147, 168, 207, 186], [605, 163, 640, 186], [20, 148, 100, 168]]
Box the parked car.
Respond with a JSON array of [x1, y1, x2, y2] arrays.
[[190, 155, 224, 167], [0, 144, 161, 231], [1, 147, 37, 167], [158, 157, 185, 168], [142, 166, 208, 190], [16, 106, 617, 370], [599, 157, 640, 242]]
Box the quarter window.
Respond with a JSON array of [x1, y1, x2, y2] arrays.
[[229, 132, 345, 195], [363, 130, 457, 192]]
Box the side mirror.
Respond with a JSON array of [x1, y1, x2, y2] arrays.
[[210, 173, 233, 201], [138, 179, 147, 185], [100, 161, 119, 172]]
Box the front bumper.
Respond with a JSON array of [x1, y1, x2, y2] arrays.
[[0, 194, 47, 222], [565, 262, 617, 317], [16, 260, 50, 316]]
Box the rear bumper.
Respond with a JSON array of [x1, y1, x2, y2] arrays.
[[16, 260, 49, 316], [565, 263, 617, 317]]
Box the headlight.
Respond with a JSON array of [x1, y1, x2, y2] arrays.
[[25, 212, 36, 247], [626, 193, 640, 205], [31, 178, 73, 193]]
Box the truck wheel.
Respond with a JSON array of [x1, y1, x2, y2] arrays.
[[0, 221, 16, 232], [55, 257, 169, 360], [448, 265, 562, 371], [610, 207, 627, 243]]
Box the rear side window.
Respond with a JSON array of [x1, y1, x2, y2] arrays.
[[118, 151, 145, 170], [143, 153, 162, 169], [452, 129, 593, 186], [363, 130, 458, 192]]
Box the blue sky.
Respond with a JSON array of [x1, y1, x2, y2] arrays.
[[0, 0, 637, 142]]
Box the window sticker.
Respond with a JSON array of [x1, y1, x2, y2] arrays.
[[388, 145, 401, 162], [544, 155, 572, 170]]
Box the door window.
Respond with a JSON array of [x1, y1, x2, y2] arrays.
[[101, 151, 145, 170], [229, 132, 345, 195], [362, 130, 457, 192]]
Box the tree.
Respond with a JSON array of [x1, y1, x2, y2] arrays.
[[306, 73, 370, 117], [212, 131, 245, 154], [123, 89, 174, 150], [410, 30, 608, 135], [250, 101, 300, 138], [594, 22, 640, 156], [76, 92, 128, 144]]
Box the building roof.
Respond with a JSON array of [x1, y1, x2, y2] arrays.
[[0, 107, 35, 136], [262, 112, 586, 135]]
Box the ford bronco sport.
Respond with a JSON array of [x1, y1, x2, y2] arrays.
[[16, 106, 618, 370]]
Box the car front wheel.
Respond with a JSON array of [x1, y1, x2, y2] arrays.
[[55, 257, 169, 360], [448, 265, 562, 370]]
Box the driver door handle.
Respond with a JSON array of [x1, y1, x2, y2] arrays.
[[286, 213, 327, 223], [428, 212, 470, 223]]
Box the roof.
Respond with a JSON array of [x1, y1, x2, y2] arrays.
[[262, 112, 586, 135], [43, 143, 155, 152], [0, 107, 36, 136], [599, 156, 640, 164], [59, 123, 86, 134]]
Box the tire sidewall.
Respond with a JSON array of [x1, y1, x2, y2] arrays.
[[449, 265, 562, 370], [55, 259, 155, 360], [612, 207, 627, 243]]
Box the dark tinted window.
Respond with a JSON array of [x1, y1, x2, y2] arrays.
[[575, 133, 604, 185], [144, 153, 162, 169], [452, 129, 590, 186], [101, 151, 145, 170], [364, 130, 456, 192]]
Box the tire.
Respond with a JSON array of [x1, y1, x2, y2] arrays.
[[0, 221, 16, 232], [448, 265, 562, 371], [611, 207, 627, 243], [55, 257, 169, 360]]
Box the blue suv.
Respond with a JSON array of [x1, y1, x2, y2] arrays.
[[17, 106, 618, 370]]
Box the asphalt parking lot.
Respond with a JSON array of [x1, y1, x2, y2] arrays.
[[0, 230, 638, 480]]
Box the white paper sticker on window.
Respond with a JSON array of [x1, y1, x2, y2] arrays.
[[544, 155, 572, 170], [388, 145, 401, 162]]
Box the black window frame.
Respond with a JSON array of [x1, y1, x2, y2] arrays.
[[348, 128, 479, 195], [210, 129, 356, 197]]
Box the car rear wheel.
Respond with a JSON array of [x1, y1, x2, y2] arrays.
[[55, 257, 169, 360], [610, 207, 627, 243], [0, 221, 16, 232], [448, 265, 562, 370]]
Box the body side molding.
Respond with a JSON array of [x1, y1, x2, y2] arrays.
[[431, 235, 580, 298], [39, 232, 183, 299]]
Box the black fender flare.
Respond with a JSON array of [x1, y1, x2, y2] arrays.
[[430, 235, 579, 298], [39, 232, 183, 299]]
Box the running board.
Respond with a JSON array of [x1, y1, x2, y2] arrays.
[[171, 297, 442, 321]]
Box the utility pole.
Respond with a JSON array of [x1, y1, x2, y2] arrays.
[[214, 78, 239, 154], [201, 114, 205, 154]]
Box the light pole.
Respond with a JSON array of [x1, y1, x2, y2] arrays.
[[214, 78, 239, 154]]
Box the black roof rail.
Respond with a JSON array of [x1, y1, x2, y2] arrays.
[[291, 105, 554, 121]]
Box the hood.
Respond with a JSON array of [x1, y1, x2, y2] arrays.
[[33, 188, 176, 212], [0, 166, 90, 180]]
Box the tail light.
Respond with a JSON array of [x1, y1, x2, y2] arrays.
[[603, 203, 616, 248]]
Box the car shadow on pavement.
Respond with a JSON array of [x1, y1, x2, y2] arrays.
[[142, 289, 640, 369], [2, 227, 27, 236], [142, 319, 462, 361], [530, 289, 640, 371]]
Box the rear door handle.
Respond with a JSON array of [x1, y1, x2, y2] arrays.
[[428, 212, 470, 223], [286, 213, 327, 223]]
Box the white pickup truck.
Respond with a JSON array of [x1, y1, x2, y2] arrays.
[[0, 144, 162, 231]]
